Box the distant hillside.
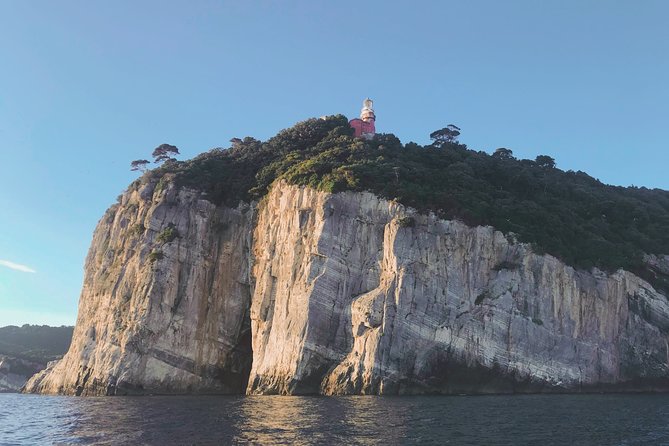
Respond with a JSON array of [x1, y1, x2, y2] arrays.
[[0, 325, 73, 364], [134, 115, 669, 291]]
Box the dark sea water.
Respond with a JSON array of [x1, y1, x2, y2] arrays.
[[1, 393, 669, 445]]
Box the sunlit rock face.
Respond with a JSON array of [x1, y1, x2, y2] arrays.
[[26, 181, 669, 395], [248, 183, 669, 395], [24, 180, 254, 395]]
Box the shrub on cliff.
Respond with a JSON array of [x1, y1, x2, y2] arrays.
[[148, 251, 164, 263], [156, 225, 178, 244]]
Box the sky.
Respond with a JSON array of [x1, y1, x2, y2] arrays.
[[0, 0, 667, 327]]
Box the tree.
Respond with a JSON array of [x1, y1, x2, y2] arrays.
[[130, 159, 150, 172], [493, 148, 514, 160], [535, 155, 556, 169], [152, 144, 180, 164], [429, 124, 461, 147]]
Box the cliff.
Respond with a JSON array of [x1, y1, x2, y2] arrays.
[[25, 181, 669, 395], [0, 356, 44, 392], [25, 179, 253, 395]]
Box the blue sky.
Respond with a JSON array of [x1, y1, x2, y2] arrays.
[[0, 1, 667, 327]]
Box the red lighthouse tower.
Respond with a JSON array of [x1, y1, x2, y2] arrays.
[[349, 98, 376, 139]]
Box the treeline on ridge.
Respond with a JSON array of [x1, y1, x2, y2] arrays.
[[0, 325, 74, 364], [135, 115, 669, 290]]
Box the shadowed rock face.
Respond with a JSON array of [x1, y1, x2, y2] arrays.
[[25, 181, 669, 395], [0, 356, 44, 393], [25, 180, 254, 395]]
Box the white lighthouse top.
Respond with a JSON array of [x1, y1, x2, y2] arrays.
[[360, 98, 375, 122]]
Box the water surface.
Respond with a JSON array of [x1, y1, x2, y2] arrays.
[[1, 393, 668, 445]]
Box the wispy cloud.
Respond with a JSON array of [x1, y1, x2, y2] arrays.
[[0, 259, 36, 273]]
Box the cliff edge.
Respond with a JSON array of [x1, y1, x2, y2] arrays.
[[25, 179, 253, 395], [25, 180, 669, 395]]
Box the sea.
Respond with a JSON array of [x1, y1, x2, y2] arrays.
[[1, 393, 669, 445]]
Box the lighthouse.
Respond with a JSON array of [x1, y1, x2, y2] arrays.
[[349, 98, 376, 139]]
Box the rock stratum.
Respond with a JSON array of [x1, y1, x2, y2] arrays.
[[25, 180, 669, 395]]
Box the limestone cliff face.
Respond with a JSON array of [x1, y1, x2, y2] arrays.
[[248, 183, 669, 394], [26, 181, 669, 395], [25, 179, 253, 395]]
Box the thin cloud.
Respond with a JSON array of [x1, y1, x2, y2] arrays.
[[0, 259, 36, 273]]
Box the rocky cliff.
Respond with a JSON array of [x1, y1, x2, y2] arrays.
[[0, 356, 43, 392], [25, 178, 254, 395], [25, 181, 669, 395], [0, 325, 72, 392]]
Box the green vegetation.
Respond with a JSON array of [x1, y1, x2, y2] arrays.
[[130, 223, 145, 236], [152, 144, 180, 164], [156, 225, 179, 244], [0, 325, 73, 364], [130, 159, 150, 172], [138, 115, 669, 289], [148, 250, 164, 263], [154, 176, 169, 195], [397, 216, 415, 228]]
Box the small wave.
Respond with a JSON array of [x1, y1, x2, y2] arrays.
[[2, 393, 669, 445]]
